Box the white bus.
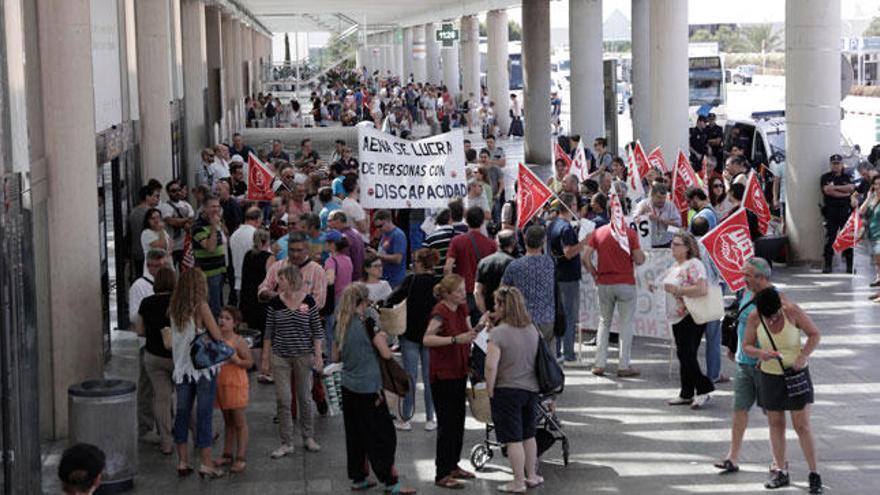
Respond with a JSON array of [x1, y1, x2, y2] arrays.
[[688, 42, 727, 121]]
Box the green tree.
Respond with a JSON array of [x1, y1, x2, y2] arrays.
[[864, 16, 880, 36], [690, 29, 715, 43], [715, 26, 749, 53], [741, 24, 783, 52], [508, 20, 522, 42]]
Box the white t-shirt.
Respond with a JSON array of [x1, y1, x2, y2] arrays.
[[770, 161, 786, 203], [228, 224, 256, 291], [365, 280, 392, 304], [342, 197, 366, 225], [158, 200, 195, 250], [141, 229, 172, 273]]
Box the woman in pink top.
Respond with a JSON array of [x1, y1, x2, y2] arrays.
[[324, 230, 353, 358]]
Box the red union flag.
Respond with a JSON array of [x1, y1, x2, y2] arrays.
[[700, 208, 754, 291], [517, 163, 553, 230], [180, 230, 195, 272], [647, 146, 668, 173], [626, 150, 645, 206], [743, 172, 771, 235], [568, 139, 590, 182], [609, 190, 630, 254], [633, 141, 652, 178], [247, 152, 275, 201], [553, 141, 572, 170], [833, 208, 861, 253], [672, 150, 700, 224]]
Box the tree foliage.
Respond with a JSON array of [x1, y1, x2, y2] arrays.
[[509, 21, 522, 42], [689, 24, 782, 53], [865, 16, 880, 37]]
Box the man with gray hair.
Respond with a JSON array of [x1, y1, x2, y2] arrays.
[[474, 229, 517, 315], [633, 183, 683, 249], [714, 257, 772, 474]]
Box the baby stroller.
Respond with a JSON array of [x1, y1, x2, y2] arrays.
[[468, 394, 569, 471]]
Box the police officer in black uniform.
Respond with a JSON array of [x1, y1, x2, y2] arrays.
[[705, 113, 725, 174], [689, 115, 709, 173], [820, 154, 856, 273]]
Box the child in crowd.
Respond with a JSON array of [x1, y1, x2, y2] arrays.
[[215, 306, 253, 473]]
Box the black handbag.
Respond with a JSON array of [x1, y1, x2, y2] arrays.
[[721, 298, 755, 354], [534, 327, 564, 395], [365, 315, 411, 397], [758, 314, 813, 398]]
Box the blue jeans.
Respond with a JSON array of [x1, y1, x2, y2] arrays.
[[206, 273, 224, 318], [400, 337, 434, 422], [409, 221, 425, 252], [704, 319, 722, 382], [555, 280, 580, 362], [173, 375, 217, 448]]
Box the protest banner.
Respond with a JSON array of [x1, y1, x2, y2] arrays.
[[700, 208, 754, 291], [633, 141, 652, 179], [833, 208, 861, 253], [569, 138, 590, 182], [743, 171, 771, 235], [554, 141, 572, 170], [647, 146, 668, 173], [626, 151, 645, 207], [671, 150, 701, 225], [517, 163, 554, 229], [357, 126, 467, 209], [247, 152, 274, 201]]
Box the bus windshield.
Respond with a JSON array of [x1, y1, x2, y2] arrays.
[[689, 56, 724, 107]]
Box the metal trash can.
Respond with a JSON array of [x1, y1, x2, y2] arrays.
[[68, 379, 137, 493]]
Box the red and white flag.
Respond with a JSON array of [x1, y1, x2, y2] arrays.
[[833, 208, 861, 253], [568, 139, 590, 182], [633, 141, 652, 179], [647, 146, 668, 173], [700, 208, 754, 291], [516, 163, 554, 230], [609, 190, 630, 254], [247, 152, 275, 201], [553, 141, 572, 171], [626, 150, 645, 206], [671, 150, 701, 225], [743, 171, 771, 235], [180, 230, 195, 272]]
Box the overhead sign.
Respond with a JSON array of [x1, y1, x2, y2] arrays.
[[436, 23, 460, 47], [358, 127, 467, 209]]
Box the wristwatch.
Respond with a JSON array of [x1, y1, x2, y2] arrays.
[[451, 335, 457, 345]]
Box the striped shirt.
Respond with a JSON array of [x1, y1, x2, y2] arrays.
[[424, 225, 457, 275], [192, 216, 226, 277], [265, 294, 323, 357]]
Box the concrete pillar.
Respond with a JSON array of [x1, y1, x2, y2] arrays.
[[487, 9, 510, 134], [181, 0, 208, 188], [441, 22, 460, 98], [403, 27, 413, 81], [570, 0, 604, 141], [205, 6, 223, 144], [221, 16, 237, 139], [383, 32, 393, 78], [412, 24, 427, 83], [135, 0, 174, 183], [241, 25, 253, 98], [425, 22, 442, 85], [522, 0, 552, 165], [230, 21, 243, 131], [785, 0, 841, 262], [35, 0, 103, 437], [631, 0, 651, 144], [395, 29, 405, 81], [460, 15, 481, 102], [648, 0, 688, 159]]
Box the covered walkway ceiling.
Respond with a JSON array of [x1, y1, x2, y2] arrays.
[[238, 0, 520, 33]]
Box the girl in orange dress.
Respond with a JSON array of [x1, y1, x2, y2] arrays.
[[215, 306, 253, 473]]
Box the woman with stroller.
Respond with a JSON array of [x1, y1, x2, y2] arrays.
[[483, 286, 543, 493]]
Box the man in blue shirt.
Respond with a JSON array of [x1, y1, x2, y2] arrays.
[[687, 187, 718, 230], [546, 193, 588, 362], [371, 209, 408, 288], [714, 257, 771, 475]]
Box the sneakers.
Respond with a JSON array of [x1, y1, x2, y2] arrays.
[[765, 468, 790, 489], [425, 420, 437, 432], [808, 472, 823, 494], [394, 419, 413, 431], [691, 394, 711, 409], [667, 396, 693, 406], [616, 368, 641, 378], [870, 279, 880, 288], [591, 367, 606, 376], [304, 437, 321, 452], [270, 444, 295, 459]]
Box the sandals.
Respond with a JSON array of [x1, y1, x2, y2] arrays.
[[434, 476, 464, 490], [176, 464, 194, 477], [714, 459, 740, 474], [351, 479, 378, 491], [525, 476, 544, 488], [230, 458, 247, 474], [214, 453, 233, 467], [497, 482, 526, 493], [197, 465, 226, 479], [384, 481, 417, 494]]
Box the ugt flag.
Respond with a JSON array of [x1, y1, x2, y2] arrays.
[[647, 146, 668, 173], [833, 208, 861, 253], [516, 163, 553, 230], [609, 190, 630, 254], [672, 150, 701, 225], [700, 208, 754, 291], [633, 141, 652, 179], [553, 141, 572, 171], [743, 172, 771, 235], [180, 230, 195, 272], [247, 152, 275, 201], [626, 150, 645, 207], [568, 138, 590, 182]]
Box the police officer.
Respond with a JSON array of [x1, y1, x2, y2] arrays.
[[820, 154, 855, 273], [689, 115, 709, 173], [706, 113, 725, 174]]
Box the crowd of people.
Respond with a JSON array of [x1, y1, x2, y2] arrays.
[[114, 69, 880, 494]]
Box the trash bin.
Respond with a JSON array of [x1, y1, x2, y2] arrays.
[[68, 379, 137, 493]]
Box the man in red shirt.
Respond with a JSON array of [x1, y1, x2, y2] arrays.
[[584, 223, 646, 377], [444, 206, 497, 325]]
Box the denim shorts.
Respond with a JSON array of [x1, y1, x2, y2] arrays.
[[733, 363, 759, 411], [490, 388, 539, 444]]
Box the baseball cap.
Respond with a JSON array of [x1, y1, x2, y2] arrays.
[[829, 154, 843, 163], [229, 154, 244, 163], [324, 230, 344, 243]]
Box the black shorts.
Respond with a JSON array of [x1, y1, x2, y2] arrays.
[[758, 371, 814, 411], [490, 388, 539, 444]]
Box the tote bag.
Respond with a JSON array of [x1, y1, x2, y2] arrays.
[[683, 284, 724, 325]]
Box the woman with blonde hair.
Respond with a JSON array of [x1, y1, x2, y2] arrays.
[[333, 283, 417, 494], [168, 268, 225, 478], [423, 274, 489, 489], [484, 286, 544, 493]]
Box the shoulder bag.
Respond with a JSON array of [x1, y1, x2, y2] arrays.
[[365, 314, 411, 397], [190, 331, 235, 370], [683, 283, 724, 324], [379, 275, 411, 336], [534, 327, 564, 395], [758, 314, 813, 398]]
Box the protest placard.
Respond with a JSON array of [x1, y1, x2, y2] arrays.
[[357, 126, 467, 209]]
